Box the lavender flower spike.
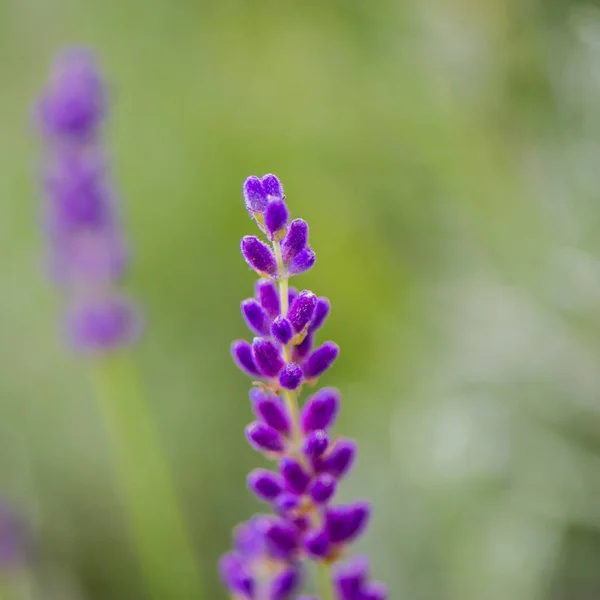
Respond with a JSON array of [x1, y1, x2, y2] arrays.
[[222, 174, 387, 599], [36, 48, 139, 352]]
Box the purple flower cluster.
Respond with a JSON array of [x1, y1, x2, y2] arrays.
[[221, 175, 387, 600], [36, 48, 139, 351]]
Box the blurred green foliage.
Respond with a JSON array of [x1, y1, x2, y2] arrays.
[[2, 0, 600, 598]]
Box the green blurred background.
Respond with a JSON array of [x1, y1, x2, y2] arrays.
[[2, 0, 600, 598]]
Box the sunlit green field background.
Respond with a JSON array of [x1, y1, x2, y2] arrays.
[[2, 0, 600, 598]]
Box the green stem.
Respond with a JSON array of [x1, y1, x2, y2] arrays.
[[90, 351, 202, 600], [318, 563, 335, 600], [273, 241, 301, 448]]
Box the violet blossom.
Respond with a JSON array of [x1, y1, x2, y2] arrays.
[[221, 174, 387, 599]]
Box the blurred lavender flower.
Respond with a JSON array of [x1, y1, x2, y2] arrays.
[[0, 501, 28, 571], [36, 48, 139, 352], [221, 174, 387, 599]]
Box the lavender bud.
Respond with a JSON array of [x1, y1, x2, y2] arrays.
[[308, 297, 330, 333], [321, 438, 356, 479], [302, 430, 329, 458], [287, 247, 316, 276], [241, 236, 277, 276], [288, 286, 298, 308], [269, 567, 299, 600], [234, 517, 264, 557], [361, 582, 389, 600], [325, 502, 370, 545], [247, 469, 285, 502], [264, 519, 299, 559], [252, 396, 291, 436], [231, 340, 261, 377], [303, 529, 331, 559], [243, 176, 268, 213], [252, 338, 284, 377], [245, 422, 286, 453], [255, 279, 280, 319], [279, 363, 303, 390], [0, 502, 27, 570], [281, 219, 308, 264], [241, 299, 271, 336], [218, 552, 254, 598], [292, 333, 313, 362], [288, 290, 317, 333], [302, 342, 339, 379], [308, 473, 336, 504], [280, 458, 311, 495], [66, 296, 139, 352], [274, 493, 300, 515], [262, 174, 284, 200], [292, 515, 310, 532], [265, 200, 289, 238], [297, 597, 319, 600], [333, 556, 369, 600], [271, 316, 293, 345], [37, 48, 105, 138], [301, 388, 341, 433]]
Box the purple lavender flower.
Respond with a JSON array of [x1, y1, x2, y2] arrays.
[[0, 501, 28, 571], [221, 174, 387, 599], [36, 48, 139, 352], [220, 517, 301, 600]]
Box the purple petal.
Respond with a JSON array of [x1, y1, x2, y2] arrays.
[[303, 529, 331, 559], [243, 175, 268, 212], [303, 342, 339, 379], [288, 287, 298, 308], [252, 338, 284, 377], [261, 174, 284, 200], [292, 332, 314, 363], [321, 438, 356, 479], [247, 469, 285, 502], [231, 340, 261, 377], [255, 279, 280, 319], [67, 296, 140, 352], [302, 430, 329, 459], [309, 297, 330, 333], [287, 247, 315, 276], [308, 473, 336, 504], [288, 290, 317, 333], [252, 396, 291, 436], [271, 316, 293, 345], [264, 519, 299, 559], [241, 299, 271, 336], [279, 363, 303, 390], [274, 493, 300, 515], [300, 387, 341, 433], [37, 48, 105, 138], [269, 567, 300, 600], [218, 552, 254, 598], [361, 582, 389, 600], [265, 199, 289, 238], [245, 422, 286, 453], [280, 458, 311, 495], [241, 236, 277, 276], [233, 517, 265, 557], [325, 502, 370, 545], [333, 556, 370, 600], [281, 219, 308, 264]]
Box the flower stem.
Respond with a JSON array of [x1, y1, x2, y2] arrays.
[[318, 562, 335, 600], [90, 351, 202, 600], [274, 240, 301, 448]]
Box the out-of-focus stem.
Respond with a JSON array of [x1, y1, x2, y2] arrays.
[[90, 351, 202, 600]]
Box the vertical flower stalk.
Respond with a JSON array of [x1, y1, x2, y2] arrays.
[[221, 175, 388, 600], [35, 48, 202, 600]]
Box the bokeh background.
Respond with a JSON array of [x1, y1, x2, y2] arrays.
[[2, 0, 600, 598]]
